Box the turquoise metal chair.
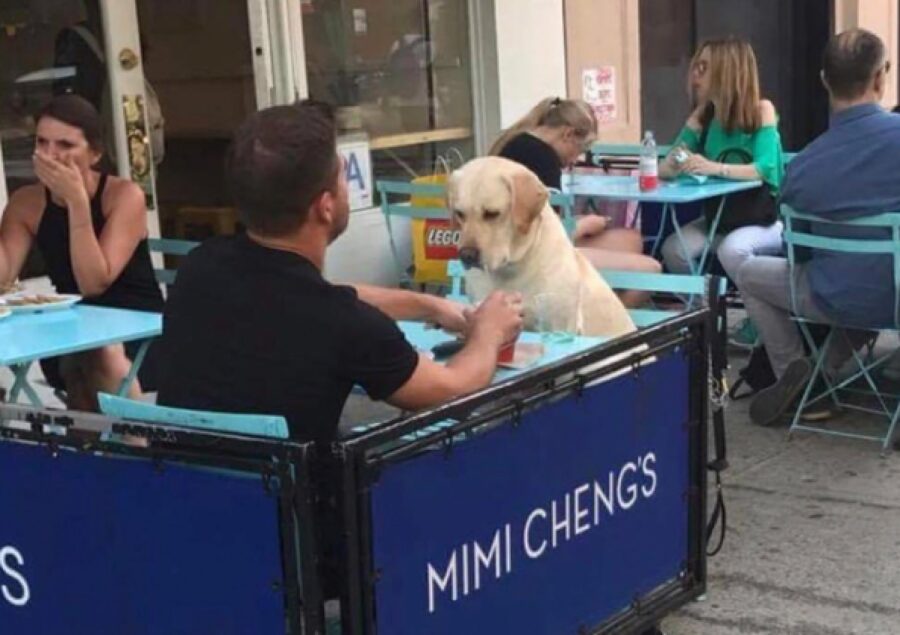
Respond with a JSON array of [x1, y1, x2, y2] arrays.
[[147, 237, 199, 286], [378, 180, 579, 287], [98, 392, 289, 440], [601, 270, 726, 327], [548, 189, 577, 238], [376, 179, 450, 286], [590, 142, 672, 159], [781, 205, 900, 453], [446, 260, 723, 329]]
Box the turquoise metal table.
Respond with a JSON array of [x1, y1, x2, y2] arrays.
[[563, 173, 763, 274], [348, 321, 609, 438], [0, 305, 162, 406], [397, 321, 607, 383]]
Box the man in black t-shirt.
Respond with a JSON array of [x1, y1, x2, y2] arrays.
[[157, 101, 522, 443]]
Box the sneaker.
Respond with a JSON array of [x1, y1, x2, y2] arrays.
[[797, 378, 836, 421], [750, 358, 813, 427], [729, 317, 758, 349]]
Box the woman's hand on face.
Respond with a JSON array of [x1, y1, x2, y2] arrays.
[[33, 152, 88, 206]]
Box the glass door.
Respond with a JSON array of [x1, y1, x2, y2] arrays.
[[132, 0, 300, 243]]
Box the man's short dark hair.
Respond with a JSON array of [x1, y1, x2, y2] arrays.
[[822, 29, 886, 101], [226, 100, 338, 236]]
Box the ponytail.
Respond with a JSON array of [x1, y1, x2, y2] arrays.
[[489, 97, 559, 155], [489, 97, 596, 155]]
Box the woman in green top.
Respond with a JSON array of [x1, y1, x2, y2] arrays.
[[658, 37, 785, 281]]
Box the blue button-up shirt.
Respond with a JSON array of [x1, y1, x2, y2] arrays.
[[781, 103, 900, 328]]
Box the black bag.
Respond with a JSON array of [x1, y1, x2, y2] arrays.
[[697, 111, 778, 234], [728, 323, 831, 401], [728, 345, 776, 400]]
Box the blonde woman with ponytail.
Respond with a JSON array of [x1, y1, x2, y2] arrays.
[[491, 97, 661, 307]]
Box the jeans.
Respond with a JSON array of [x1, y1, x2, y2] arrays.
[[661, 218, 783, 280], [737, 257, 872, 378]]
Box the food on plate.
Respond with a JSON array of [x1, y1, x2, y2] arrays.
[[0, 281, 23, 295], [4, 294, 68, 306]]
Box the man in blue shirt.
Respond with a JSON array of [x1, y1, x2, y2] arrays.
[[737, 29, 900, 427]]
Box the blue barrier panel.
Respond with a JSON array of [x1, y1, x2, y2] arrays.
[[367, 350, 692, 635], [0, 440, 286, 634]]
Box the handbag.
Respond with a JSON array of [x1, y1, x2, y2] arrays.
[[698, 113, 777, 234]]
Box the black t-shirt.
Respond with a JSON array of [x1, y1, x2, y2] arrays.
[[498, 132, 563, 189], [156, 235, 419, 442]]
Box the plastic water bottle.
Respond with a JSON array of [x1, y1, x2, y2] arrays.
[[639, 131, 659, 191]]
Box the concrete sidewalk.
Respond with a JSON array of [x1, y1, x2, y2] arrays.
[[663, 351, 900, 635]]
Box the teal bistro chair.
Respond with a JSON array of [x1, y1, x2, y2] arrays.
[[781, 205, 900, 453], [148, 237, 199, 287], [547, 189, 577, 238], [378, 180, 579, 288], [98, 393, 289, 440], [377, 179, 451, 287]]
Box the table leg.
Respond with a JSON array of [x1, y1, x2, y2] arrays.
[[117, 339, 151, 397], [669, 204, 700, 276], [697, 196, 728, 274], [9, 362, 42, 406], [649, 202, 671, 258]]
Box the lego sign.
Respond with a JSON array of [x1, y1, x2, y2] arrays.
[[423, 220, 460, 260]]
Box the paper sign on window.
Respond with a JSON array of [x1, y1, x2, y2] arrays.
[[582, 67, 617, 124]]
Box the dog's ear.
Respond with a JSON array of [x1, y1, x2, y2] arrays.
[[505, 168, 548, 235]]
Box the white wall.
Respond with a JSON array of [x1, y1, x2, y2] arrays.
[[324, 210, 411, 286], [494, 0, 568, 127]]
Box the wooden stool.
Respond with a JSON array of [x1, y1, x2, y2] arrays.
[[174, 206, 239, 240]]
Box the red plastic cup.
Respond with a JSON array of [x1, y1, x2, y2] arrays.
[[498, 337, 518, 364]]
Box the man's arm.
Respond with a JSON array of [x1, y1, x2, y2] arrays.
[[353, 283, 469, 332], [386, 291, 522, 410]]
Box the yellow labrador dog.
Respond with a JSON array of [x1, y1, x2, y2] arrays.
[[448, 157, 636, 338]]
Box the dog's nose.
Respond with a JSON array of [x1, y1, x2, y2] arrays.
[[458, 247, 481, 269]]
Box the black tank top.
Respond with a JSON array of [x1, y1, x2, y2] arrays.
[[35, 173, 164, 312]]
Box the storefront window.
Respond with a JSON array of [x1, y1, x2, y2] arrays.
[[301, 0, 474, 199]]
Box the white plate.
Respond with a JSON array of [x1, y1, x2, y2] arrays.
[[0, 307, 10, 320], [0, 293, 82, 314]]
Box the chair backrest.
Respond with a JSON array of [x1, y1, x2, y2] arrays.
[[781, 204, 900, 328], [601, 270, 726, 297], [548, 190, 577, 238], [148, 238, 200, 286], [376, 180, 450, 220], [590, 143, 672, 158], [445, 264, 721, 327], [97, 393, 290, 440], [377, 179, 451, 285]]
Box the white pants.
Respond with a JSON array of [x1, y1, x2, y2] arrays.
[[661, 218, 783, 280]]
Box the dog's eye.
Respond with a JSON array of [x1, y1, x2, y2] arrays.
[[454, 210, 465, 222], [483, 210, 501, 221]]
